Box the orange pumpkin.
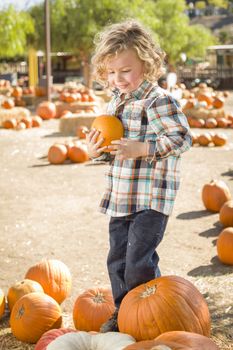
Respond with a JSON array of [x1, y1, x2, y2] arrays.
[[73, 287, 115, 331], [36, 101, 56, 120], [11, 86, 23, 98], [3, 118, 17, 129], [217, 227, 233, 265], [216, 117, 230, 128], [91, 115, 124, 151], [123, 331, 219, 350], [10, 292, 62, 343], [212, 96, 225, 109], [0, 288, 5, 319], [34, 328, 76, 350], [202, 180, 231, 212], [76, 125, 89, 139], [2, 99, 15, 109], [197, 93, 213, 106], [7, 279, 44, 312], [219, 200, 233, 227], [205, 118, 218, 129], [20, 116, 32, 128], [25, 259, 72, 304], [118, 276, 211, 341], [68, 144, 89, 163], [212, 133, 228, 147], [32, 116, 43, 127], [48, 144, 68, 165], [197, 133, 212, 146]]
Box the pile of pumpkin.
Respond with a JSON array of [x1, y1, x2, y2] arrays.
[[202, 179, 233, 266], [0, 258, 220, 349], [2, 115, 43, 130], [178, 82, 233, 128], [58, 83, 97, 104], [191, 131, 228, 147]]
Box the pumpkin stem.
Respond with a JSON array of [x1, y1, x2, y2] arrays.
[[92, 292, 105, 304], [140, 285, 157, 298], [16, 305, 25, 319]]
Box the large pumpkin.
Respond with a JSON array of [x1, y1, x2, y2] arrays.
[[219, 200, 233, 227], [0, 288, 5, 319], [35, 328, 76, 350], [25, 259, 72, 304], [47, 331, 135, 350], [118, 276, 211, 341], [73, 287, 115, 331], [7, 279, 44, 312], [201, 180, 231, 212], [123, 331, 219, 350], [10, 292, 62, 343], [217, 227, 233, 265], [36, 101, 56, 120], [91, 115, 124, 150]]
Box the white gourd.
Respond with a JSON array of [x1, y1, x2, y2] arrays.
[[47, 331, 135, 350]]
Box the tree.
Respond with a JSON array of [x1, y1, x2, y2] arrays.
[[149, 0, 216, 63], [0, 5, 34, 58]]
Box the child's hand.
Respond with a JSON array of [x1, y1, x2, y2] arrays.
[[86, 129, 108, 158], [108, 138, 148, 160]]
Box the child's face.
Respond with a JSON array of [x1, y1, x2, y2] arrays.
[[106, 49, 144, 93]]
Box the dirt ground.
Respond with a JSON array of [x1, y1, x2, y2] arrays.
[[0, 93, 233, 349]]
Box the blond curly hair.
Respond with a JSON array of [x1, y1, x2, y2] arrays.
[[91, 20, 165, 86]]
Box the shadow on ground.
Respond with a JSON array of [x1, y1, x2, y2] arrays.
[[221, 168, 233, 180], [176, 209, 215, 220], [188, 256, 232, 277]]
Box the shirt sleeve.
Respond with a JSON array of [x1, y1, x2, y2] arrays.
[[146, 94, 192, 162]]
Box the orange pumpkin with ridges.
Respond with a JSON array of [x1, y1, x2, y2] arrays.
[[7, 279, 44, 312], [10, 292, 62, 343], [217, 227, 233, 265], [202, 180, 231, 212], [212, 133, 228, 146], [68, 144, 89, 163], [123, 331, 219, 350], [73, 287, 115, 331], [118, 275, 211, 341], [36, 101, 56, 120], [91, 115, 124, 151], [25, 259, 72, 304], [219, 200, 233, 227]]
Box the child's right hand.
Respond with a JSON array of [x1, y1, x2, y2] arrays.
[[86, 129, 107, 159]]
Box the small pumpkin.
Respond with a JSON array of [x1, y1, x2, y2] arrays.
[[11, 86, 23, 98], [2, 99, 15, 109], [7, 279, 44, 312], [197, 133, 212, 146], [20, 116, 32, 128], [219, 200, 233, 227], [123, 331, 219, 350], [118, 276, 211, 341], [25, 259, 72, 304], [0, 288, 5, 319], [68, 144, 89, 163], [47, 331, 135, 350], [76, 125, 89, 139], [36, 101, 56, 120], [10, 292, 62, 343], [48, 143, 68, 165], [205, 118, 218, 129], [35, 328, 76, 350], [212, 96, 225, 109], [73, 287, 115, 331], [202, 180, 231, 212], [2, 118, 17, 129], [197, 93, 213, 106], [212, 133, 228, 147], [32, 115, 43, 127], [217, 227, 233, 265], [91, 115, 124, 151]]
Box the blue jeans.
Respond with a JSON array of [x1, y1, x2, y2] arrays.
[[107, 209, 169, 308]]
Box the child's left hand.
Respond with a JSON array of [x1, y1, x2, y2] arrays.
[[108, 138, 148, 160]]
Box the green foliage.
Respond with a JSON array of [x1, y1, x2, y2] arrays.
[[0, 5, 34, 57]]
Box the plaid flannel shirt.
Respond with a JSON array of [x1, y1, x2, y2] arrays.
[[99, 80, 192, 216]]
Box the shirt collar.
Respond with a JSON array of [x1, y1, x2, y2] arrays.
[[112, 80, 157, 100]]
